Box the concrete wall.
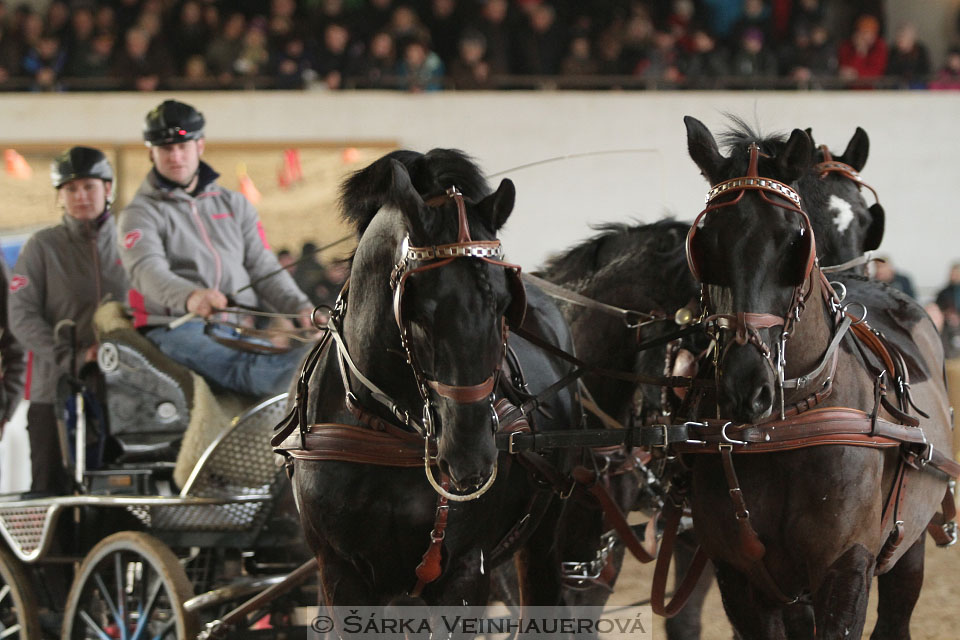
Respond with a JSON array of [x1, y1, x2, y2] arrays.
[[1, 90, 959, 296]]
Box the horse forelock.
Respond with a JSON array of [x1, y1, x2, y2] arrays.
[[716, 115, 790, 178], [339, 148, 492, 240]]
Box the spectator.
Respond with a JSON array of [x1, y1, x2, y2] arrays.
[[272, 34, 315, 89], [180, 54, 212, 89], [112, 26, 172, 91], [352, 30, 396, 88], [65, 6, 95, 60], [791, 0, 825, 36], [170, 0, 211, 74], [476, 0, 514, 75], [700, 0, 743, 42], [206, 12, 246, 80], [560, 34, 599, 77], [95, 5, 117, 38], [44, 1, 70, 42], [22, 31, 67, 91], [681, 28, 729, 87], [293, 242, 329, 305], [67, 32, 115, 80], [423, 0, 462, 66], [873, 257, 916, 298], [666, 0, 696, 52], [595, 26, 627, 75], [643, 30, 682, 83], [450, 28, 493, 89], [235, 23, 270, 77], [730, 27, 778, 81], [929, 47, 960, 90], [620, 11, 654, 75], [0, 22, 20, 85], [516, 3, 566, 75], [935, 263, 960, 320], [396, 36, 444, 91], [733, 0, 772, 43], [389, 5, 429, 44], [780, 22, 837, 83], [837, 14, 887, 83], [315, 22, 354, 90], [885, 23, 930, 88]]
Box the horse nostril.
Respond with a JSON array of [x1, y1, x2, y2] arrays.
[[750, 384, 773, 416]]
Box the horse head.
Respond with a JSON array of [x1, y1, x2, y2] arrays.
[[802, 126, 884, 269], [684, 116, 823, 423], [344, 149, 523, 494]]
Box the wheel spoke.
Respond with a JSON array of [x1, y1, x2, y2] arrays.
[[114, 552, 128, 640], [0, 624, 21, 639], [131, 566, 164, 640], [93, 571, 124, 637], [0, 585, 9, 605], [79, 609, 114, 640]]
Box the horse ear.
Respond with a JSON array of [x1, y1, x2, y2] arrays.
[[777, 128, 813, 183], [388, 159, 427, 239], [840, 126, 870, 172], [804, 127, 817, 147], [863, 203, 885, 251], [479, 179, 515, 231], [684, 116, 725, 183]]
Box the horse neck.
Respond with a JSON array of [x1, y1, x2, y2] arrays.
[[782, 270, 833, 382]]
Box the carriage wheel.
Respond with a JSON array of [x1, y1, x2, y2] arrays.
[[0, 545, 41, 639], [61, 531, 200, 640]]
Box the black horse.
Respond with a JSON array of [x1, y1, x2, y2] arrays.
[[680, 116, 955, 639], [284, 149, 585, 612]]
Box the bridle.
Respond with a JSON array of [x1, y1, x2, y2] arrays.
[[686, 144, 854, 419], [813, 144, 883, 213], [387, 185, 527, 501]]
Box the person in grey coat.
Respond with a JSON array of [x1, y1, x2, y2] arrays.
[[117, 99, 313, 397], [8, 147, 128, 494]]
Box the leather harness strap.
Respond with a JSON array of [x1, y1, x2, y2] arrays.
[[572, 466, 659, 564], [650, 499, 710, 618]]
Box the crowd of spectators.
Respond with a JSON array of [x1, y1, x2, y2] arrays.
[[2, 0, 960, 92]]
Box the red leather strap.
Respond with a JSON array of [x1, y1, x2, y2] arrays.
[[650, 500, 709, 618], [572, 465, 658, 564], [411, 480, 450, 597]]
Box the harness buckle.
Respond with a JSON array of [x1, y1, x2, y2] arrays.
[[508, 431, 522, 454], [720, 422, 746, 446]]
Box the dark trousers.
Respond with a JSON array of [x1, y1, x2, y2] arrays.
[[27, 402, 70, 494]]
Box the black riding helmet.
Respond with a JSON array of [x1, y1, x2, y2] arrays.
[[143, 99, 205, 146], [50, 146, 114, 189]]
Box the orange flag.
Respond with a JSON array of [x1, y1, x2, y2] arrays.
[[236, 162, 262, 204], [4, 149, 32, 179]]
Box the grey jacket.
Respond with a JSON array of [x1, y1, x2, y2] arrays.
[[0, 256, 25, 427], [8, 213, 128, 404], [117, 164, 309, 324]]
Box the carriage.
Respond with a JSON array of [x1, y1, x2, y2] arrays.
[[0, 303, 316, 639]]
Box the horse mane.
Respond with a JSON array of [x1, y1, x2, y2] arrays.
[[339, 148, 491, 236], [539, 218, 694, 299]]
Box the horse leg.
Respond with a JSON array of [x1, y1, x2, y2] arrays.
[[665, 532, 715, 640], [870, 533, 925, 640], [811, 543, 874, 640], [519, 499, 565, 606], [714, 561, 786, 640]]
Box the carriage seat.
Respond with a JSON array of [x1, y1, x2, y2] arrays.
[[93, 302, 252, 488]]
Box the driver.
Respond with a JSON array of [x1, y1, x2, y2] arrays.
[[117, 99, 314, 397], [8, 147, 128, 494]]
